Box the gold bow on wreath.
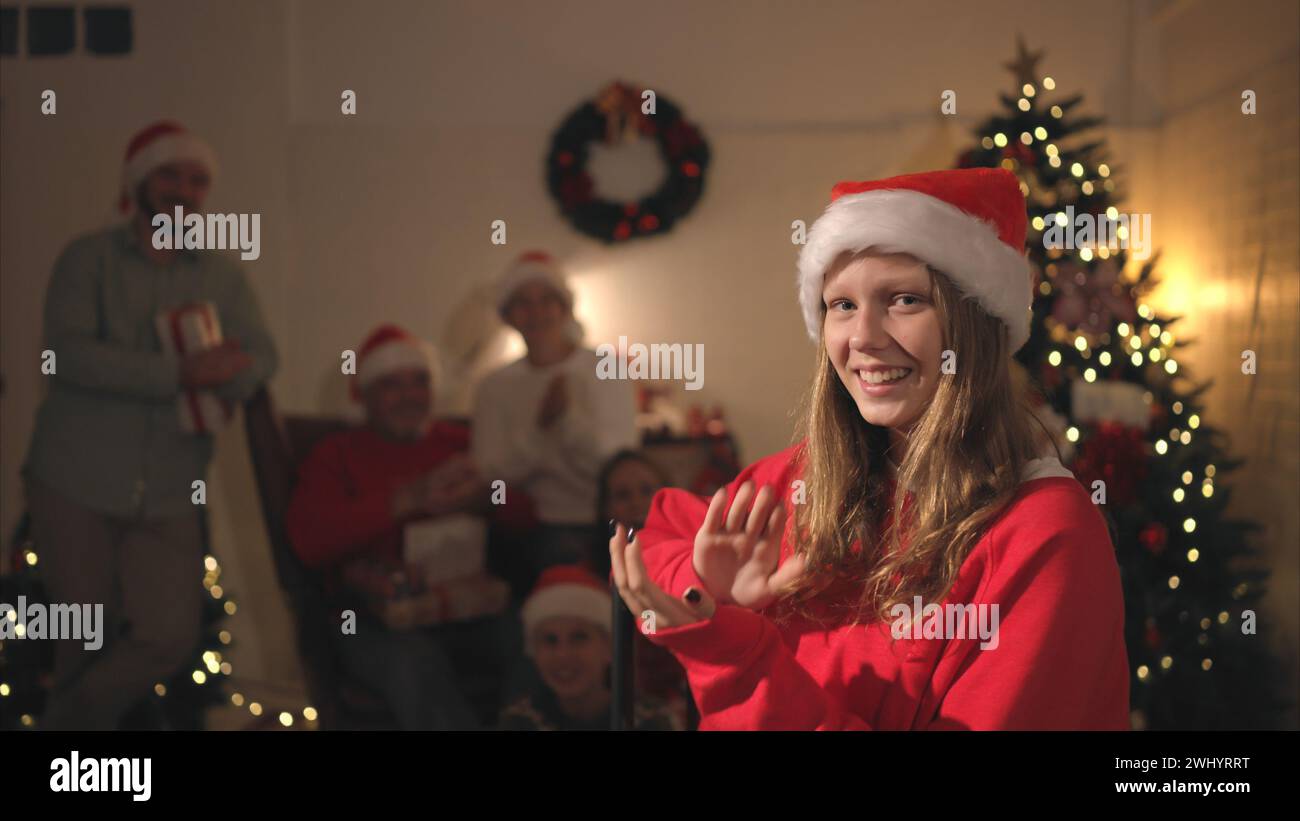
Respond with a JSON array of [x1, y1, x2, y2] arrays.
[[595, 81, 650, 145]]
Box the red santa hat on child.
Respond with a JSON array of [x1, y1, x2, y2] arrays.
[[119, 120, 219, 214], [351, 324, 441, 401], [495, 251, 575, 315], [495, 250, 584, 343], [796, 167, 1033, 352], [521, 564, 611, 654]]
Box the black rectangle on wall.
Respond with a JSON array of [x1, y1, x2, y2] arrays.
[[0, 6, 17, 56], [26, 5, 75, 56], [85, 5, 131, 55]]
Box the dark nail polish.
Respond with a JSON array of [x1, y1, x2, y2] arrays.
[[684, 587, 701, 604], [626, 527, 636, 542], [608, 518, 617, 537]]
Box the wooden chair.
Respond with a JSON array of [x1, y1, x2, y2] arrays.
[[242, 387, 395, 728]]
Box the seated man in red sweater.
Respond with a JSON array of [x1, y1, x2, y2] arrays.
[[287, 324, 490, 730]]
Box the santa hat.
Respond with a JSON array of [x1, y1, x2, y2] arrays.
[[495, 250, 575, 316], [119, 120, 219, 214], [351, 324, 441, 401], [521, 564, 611, 653], [796, 167, 1032, 351]]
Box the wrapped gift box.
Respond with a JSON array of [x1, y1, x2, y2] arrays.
[[377, 575, 510, 630], [403, 514, 486, 586], [341, 547, 508, 630], [154, 301, 232, 434]]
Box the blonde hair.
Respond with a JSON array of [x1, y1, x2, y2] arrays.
[[780, 255, 1054, 625]]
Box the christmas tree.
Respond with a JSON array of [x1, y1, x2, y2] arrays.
[[0, 510, 233, 730], [956, 36, 1290, 729]]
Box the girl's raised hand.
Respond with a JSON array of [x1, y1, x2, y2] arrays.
[[692, 481, 806, 610]]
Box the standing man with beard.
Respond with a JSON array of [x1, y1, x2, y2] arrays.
[[22, 120, 278, 729]]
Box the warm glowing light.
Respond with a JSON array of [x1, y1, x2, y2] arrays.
[[1044, 77, 1056, 90], [1066, 427, 1079, 443], [1074, 336, 1087, 351], [1187, 548, 1199, 562], [1070, 162, 1084, 177], [154, 683, 167, 696], [279, 712, 293, 727], [1201, 659, 1212, 671], [982, 136, 994, 149], [1169, 576, 1180, 589], [1155, 440, 1168, 455], [1160, 656, 1173, 669], [250, 702, 263, 716], [304, 707, 318, 721], [1048, 350, 1062, 366], [1106, 207, 1119, 220], [994, 133, 1008, 147], [232, 693, 245, 706], [1181, 471, 1193, 484], [1172, 488, 1184, 503], [1183, 518, 1196, 533], [1098, 163, 1110, 177], [1018, 98, 1031, 111], [1023, 83, 1035, 96], [0, 683, 9, 697], [1099, 351, 1112, 366], [1117, 322, 1130, 336], [1034, 126, 1047, 140], [1136, 665, 1150, 681], [1050, 105, 1063, 117], [192, 670, 207, 684], [1084, 368, 1097, 382]]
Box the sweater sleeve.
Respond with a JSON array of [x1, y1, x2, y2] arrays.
[[44, 238, 181, 400], [211, 260, 279, 405], [471, 372, 550, 486], [924, 481, 1130, 730], [632, 452, 875, 730], [286, 437, 399, 569]]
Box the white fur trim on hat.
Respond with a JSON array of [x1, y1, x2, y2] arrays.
[[356, 338, 440, 391], [122, 132, 219, 199], [496, 260, 574, 317], [521, 584, 610, 654], [797, 189, 1033, 351]]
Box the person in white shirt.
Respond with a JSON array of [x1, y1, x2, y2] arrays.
[[473, 251, 638, 584]]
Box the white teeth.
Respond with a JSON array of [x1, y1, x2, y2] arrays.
[[860, 368, 911, 385]]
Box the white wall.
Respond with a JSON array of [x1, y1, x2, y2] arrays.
[[3, 0, 1295, 720]]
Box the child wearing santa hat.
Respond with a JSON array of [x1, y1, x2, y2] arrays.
[[608, 168, 1130, 730], [472, 251, 638, 592], [498, 564, 681, 730]]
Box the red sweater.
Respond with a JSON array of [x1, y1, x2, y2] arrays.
[[287, 422, 471, 571], [638, 442, 1131, 730]]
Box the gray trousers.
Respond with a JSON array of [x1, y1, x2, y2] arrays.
[[25, 478, 204, 730]]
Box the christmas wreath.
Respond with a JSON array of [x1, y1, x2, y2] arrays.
[[546, 82, 710, 243]]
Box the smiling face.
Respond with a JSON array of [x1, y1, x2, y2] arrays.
[[363, 367, 432, 441], [503, 280, 571, 348], [604, 458, 663, 530], [821, 250, 945, 436], [531, 615, 611, 701], [137, 159, 211, 218]]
